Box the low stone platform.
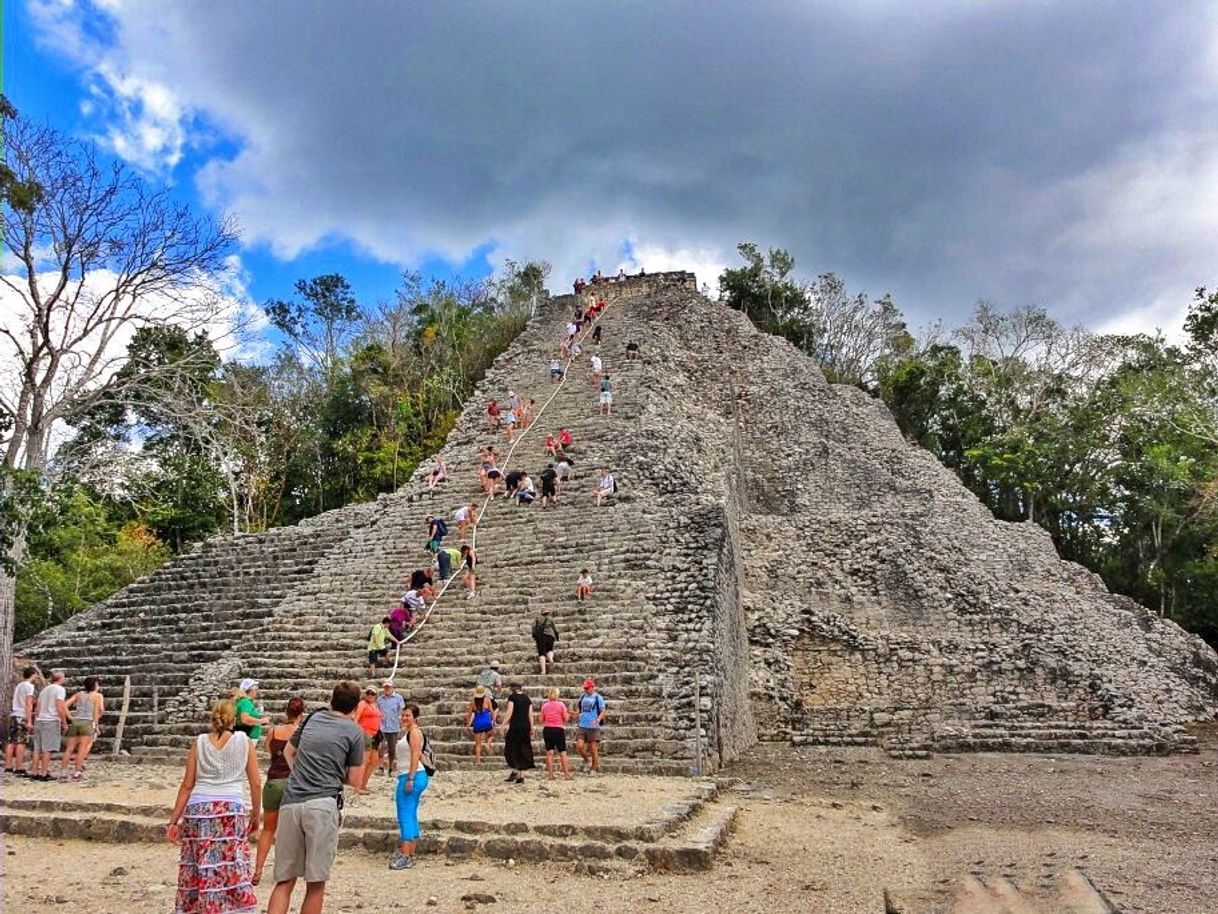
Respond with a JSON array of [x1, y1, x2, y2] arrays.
[[0, 764, 735, 872]]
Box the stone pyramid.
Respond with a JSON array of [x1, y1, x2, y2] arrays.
[[18, 272, 1218, 768]]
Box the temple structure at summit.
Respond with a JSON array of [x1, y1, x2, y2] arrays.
[[18, 272, 1218, 768]]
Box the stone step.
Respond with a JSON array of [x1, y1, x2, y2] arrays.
[[0, 795, 735, 870]]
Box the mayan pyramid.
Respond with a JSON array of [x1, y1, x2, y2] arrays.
[[18, 272, 1218, 768]]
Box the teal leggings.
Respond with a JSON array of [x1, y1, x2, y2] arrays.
[[395, 770, 429, 841]]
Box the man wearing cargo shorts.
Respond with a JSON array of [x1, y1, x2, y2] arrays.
[[5, 666, 39, 777], [268, 681, 365, 914]]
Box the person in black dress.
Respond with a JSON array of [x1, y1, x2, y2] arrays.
[[499, 683, 535, 784]]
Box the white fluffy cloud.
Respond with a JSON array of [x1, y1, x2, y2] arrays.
[[29, 0, 1218, 332]]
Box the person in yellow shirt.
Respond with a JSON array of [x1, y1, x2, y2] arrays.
[[367, 618, 391, 674]]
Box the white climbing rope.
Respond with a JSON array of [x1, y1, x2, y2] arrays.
[[385, 294, 612, 682]]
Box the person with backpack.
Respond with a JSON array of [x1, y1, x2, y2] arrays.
[[595, 469, 617, 507], [498, 683, 534, 784], [464, 686, 498, 765], [532, 609, 559, 675], [391, 703, 434, 870], [575, 679, 607, 775], [425, 515, 448, 553]]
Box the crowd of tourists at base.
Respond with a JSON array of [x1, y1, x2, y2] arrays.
[[154, 665, 608, 910], [5, 665, 105, 783]]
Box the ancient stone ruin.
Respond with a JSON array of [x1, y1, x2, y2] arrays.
[[18, 272, 1218, 768]]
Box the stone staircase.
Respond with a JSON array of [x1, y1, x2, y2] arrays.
[[18, 273, 738, 774], [15, 515, 369, 746], [17, 269, 1217, 766]]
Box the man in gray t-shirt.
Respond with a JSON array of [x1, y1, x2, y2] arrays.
[[268, 682, 365, 914]]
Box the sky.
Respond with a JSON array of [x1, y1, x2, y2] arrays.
[[8, 0, 1218, 338]]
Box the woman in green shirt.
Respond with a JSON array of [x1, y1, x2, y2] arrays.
[[233, 678, 270, 740]]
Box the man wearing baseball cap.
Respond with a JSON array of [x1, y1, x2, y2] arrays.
[[575, 678, 607, 775]]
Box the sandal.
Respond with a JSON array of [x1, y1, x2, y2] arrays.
[[251, 870, 262, 887]]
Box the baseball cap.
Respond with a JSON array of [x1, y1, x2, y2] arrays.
[[583, 678, 596, 690], [364, 685, 377, 694], [490, 660, 500, 669], [239, 678, 259, 692], [381, 680, 394, 687]]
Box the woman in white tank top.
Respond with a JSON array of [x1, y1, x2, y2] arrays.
[[167, 699, 262, 912]]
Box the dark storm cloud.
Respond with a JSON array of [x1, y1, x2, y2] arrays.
[[38, 0, 1218, 329]]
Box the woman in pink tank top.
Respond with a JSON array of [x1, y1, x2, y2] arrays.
[[539, 688, 572, 781]]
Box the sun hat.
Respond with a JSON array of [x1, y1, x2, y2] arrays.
[[474, 685, 486, 697]]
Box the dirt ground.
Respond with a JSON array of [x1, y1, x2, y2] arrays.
[[1, 764, 704, 829], [4, 733, 1216, 913]]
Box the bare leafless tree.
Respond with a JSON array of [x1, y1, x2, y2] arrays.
[[0, 111, 238, 679]]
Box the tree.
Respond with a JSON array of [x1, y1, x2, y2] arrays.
[[718, 242, 805, 328], [0, 105, 237, 679], [720, 245, 910, 388], [264, 274, 361, 382]]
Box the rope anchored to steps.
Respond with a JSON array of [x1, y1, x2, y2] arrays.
[[385, 295, 612, 683]]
